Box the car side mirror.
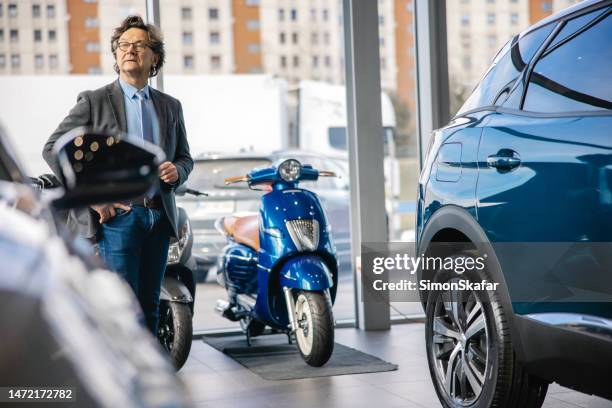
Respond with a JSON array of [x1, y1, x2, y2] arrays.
[[51, 127, 165, 209]]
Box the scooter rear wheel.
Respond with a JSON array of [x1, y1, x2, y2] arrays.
[[294, 290, 334, 367]]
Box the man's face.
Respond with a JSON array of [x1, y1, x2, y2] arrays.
[[115, 28, 157, 78]]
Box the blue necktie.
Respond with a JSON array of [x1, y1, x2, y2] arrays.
[[136, 90, 154, 144], [136, 90, 158, 198]]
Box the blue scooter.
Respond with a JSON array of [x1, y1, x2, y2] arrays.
[[215, 159, 338, 366]]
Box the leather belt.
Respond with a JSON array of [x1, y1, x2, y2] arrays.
[[128, 195, 163, 209]]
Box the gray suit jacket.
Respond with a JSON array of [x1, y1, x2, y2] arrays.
[[42, 79, 193, 239]]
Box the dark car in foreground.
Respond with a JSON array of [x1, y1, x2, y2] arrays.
[[417, 1, 611, 407], [176, 150, 352, 281]]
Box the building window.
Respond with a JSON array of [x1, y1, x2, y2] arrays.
[[88, 66, 102, 74], [32, 4, 40, 18], [486, 0, 495, 3], [381, 57, 386, 70], [49, 54, 58, 68], [293, 55, 299, 67], [510, 13, 519, 24], [278, 8, 284, 22], [279, 32, 286, 44], [248, 43, 260, 54], [209, 8, 219, 20], [488, 34, 497, 47], [0, 4, 3, 17], [85, 42, 100, 52], [210, 31, 220, 44], [487, 13, 495, 25], [379, 37, 385, 47], [290, 8, 297, 21], [312, 55, 319, 67], [35, 54, 44, 68], [542, 1, 552, 11], [462, 55, 471, 70], [34, 30, 42, 42], [47, 4, 55, 18], [85, 17, 98, 28], [323, 32, 330, 45], [183, 55, 194, 69], [291, 32, 298, 44], [8, 4, 17, 18], [322, 9, 329, 21], [311, 32, 318, 45], [210, 55, 221, 69], [247, 20, 260, 30], [280, 55, 287, 68], [11, 54, 20, 68], [182, 31, 193, 45], [49, 30, 57, 42], [378, 15, 384, 25], [0, 30, 3, 42], [0, 55, 5, 68], [83, 0, 98, 3], [246, 0, 259, 5], [10, 30, 18, 43], [461, 14, 470, 26], [181, 7, 192, 20], [310, 8, 316, 21], [324, 55, 331, 67]]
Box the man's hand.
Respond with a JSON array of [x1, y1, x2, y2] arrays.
[[91, 203, 132, 224], [159, 161, 179, 184]]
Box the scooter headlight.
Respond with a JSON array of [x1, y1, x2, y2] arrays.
[[285, 219, 319, 251], [167, 219, 191, 264], [278, 159, 302, 182]]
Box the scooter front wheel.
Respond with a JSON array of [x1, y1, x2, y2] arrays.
[[294, 290, 334, 367]]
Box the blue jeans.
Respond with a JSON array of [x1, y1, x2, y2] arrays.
[[96, 206, 170, 334]]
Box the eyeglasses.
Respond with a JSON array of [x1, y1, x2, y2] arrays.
[[117, 41, 149, 52]]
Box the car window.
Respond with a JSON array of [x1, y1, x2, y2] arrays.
[[523, 11, 612, 113], [190, 159, 272, 190], [456, 24, 554, 115], [548, 7, 609, 48]]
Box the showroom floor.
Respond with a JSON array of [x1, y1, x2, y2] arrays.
[[179, 323, 612, 408]]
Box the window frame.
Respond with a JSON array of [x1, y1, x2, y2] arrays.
[[520, 5, 612, 113]]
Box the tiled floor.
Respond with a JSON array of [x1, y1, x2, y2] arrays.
[[179, 323, 612, 408]]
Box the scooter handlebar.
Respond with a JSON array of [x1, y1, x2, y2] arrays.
[[318, 171, 337, 177], [224, 175, 249, 185]]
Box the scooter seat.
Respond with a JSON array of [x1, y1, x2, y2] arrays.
[[222, 214, 260, 251]]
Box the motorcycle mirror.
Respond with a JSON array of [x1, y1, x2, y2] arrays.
[[51, 127, 165, 209]]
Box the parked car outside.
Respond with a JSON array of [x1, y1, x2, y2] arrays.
[[417, 1, 612, 407]]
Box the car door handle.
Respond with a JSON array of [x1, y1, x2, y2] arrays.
[[486, 150, 521, 170]]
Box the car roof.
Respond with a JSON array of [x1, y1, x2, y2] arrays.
[[524, 0, 609, 35]]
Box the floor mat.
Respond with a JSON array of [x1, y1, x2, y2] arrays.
[[202, 333, 398, 380]]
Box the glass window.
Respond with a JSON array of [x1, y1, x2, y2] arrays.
[[549, 7, 608, 48], [292, 32, 298, 44], [461, 14, 469, 26], [33, 29, 42, 42], [279, 32, 285, 44], [210, 55, 221, 69], [11, 54, 20, 68], [510, 13, 519, 25], [457, 23, 554, 114], [183, 55, 194, 69], [379, 15, 384, 25], [10, 30, 18, 43], [210, 31, 220, 44], [85, 42, 100, 52], [487, 13, 495, 25], [209, 8, 219, 20], [248, 43, 260, 53], [290, 8, 297, 21], [278, 8, 284, 21], [246, 0, 259, 5], [293, 55, 299, 67], [310, 8, 316, 21], [0, 30, 3, 42], [247, 20, 260, 30], [0, 55, 5, 68], [49, 54, 58, 68], [311, 32, 318, 45], [32, 4, 40, 18], [85, 17, 98, 28], [47, 4, 55, 18], [323, 9, 329, 21], [324, 32, 330, 45], [34, 54, 44, 68], [325, 55, 331, 67], [0, 4, 3, 17], [312, 55, 319, 67], [181, 7, 192, 20], [280, 55, 287, 68], [48, 30, 57, 42], [182, 32, 193, 45], [8, 4, 17, 18], [524, 13, 612, 112]]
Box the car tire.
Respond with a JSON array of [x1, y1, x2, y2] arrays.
[[158, 300, 193, 370], [424, 251, 548, 408]]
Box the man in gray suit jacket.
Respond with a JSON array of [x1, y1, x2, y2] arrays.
[[42, 15, 193, 334]]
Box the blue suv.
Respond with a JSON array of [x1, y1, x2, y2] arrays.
[[416, 1, 611, 407]]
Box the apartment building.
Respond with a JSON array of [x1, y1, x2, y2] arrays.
[[0, 1, 70, 74]]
